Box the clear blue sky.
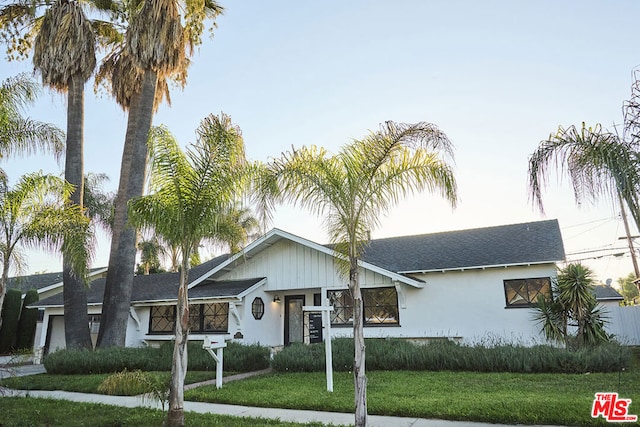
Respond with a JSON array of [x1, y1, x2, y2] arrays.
[[1, 0, 639, 282]]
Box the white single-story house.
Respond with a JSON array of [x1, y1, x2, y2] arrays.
[[30, 219, 635, 353]]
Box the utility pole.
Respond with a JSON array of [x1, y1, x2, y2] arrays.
[[618, 192, 640, 279]]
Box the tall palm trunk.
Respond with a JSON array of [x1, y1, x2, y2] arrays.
[[63, 74, 92, 350], [350, 254, 367, 427], [166, 249, 190, 427], [98, 69, 157, 347], [0, 254, 11, 331]]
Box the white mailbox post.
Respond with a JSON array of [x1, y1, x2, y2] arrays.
[[302, 303, 334, 392], [203, 336, 227, 389]]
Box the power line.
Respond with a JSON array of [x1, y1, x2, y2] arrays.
[[566, 245, 629, 256], [560, 216, 617, 229]]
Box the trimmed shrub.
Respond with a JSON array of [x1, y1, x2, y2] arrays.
[[0, 289, 23, 354], [44, 341, 271, 375], [44, 346, 165, 374], [15, 289, 39, 351], [271, 343, 325, 372], [221, 342, 270, 372], [155, 341, 270, 372], [272, 338, 632, 374]]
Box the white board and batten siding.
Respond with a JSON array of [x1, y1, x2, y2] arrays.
[[218, 238, 394, 291]]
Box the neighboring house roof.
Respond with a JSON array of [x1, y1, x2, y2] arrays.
[[360, 219, 565, 273], [593, 285, 624, 301], [7, 267, 108, 294]]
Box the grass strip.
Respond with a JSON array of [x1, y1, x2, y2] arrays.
[[0, 397, 332, 426], [0, 371, 217, 394]]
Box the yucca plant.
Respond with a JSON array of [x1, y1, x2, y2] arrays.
[[533, 263, 609, 349]]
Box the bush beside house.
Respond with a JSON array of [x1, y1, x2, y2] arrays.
[[272, 338, 632, 374], [44, 341, 271, 375], [0, 289, 23, 354], [15, 289, 38, 351]]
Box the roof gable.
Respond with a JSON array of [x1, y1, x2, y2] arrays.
[[205, 228, 425, 288]]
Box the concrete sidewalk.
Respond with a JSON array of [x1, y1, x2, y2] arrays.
[[4, 389, 561, 427], [1, 364, 562, 427]]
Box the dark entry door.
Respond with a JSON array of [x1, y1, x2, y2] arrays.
[[284, 295, 305, 345]]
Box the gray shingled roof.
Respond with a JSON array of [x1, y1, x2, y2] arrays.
[[33, 220, 567, 307], [593, 285, 624, 301], [32, 254, 261, 307], [8, 267, 106, 293], [360, 219, 565, 272]]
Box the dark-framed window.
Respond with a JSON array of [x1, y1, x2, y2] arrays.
[[327, 287, 399, 326], [150, 306, 174, 333], [251, 297, 264, 320], [503, 277, 551, 308], [149, 303, 229, 333], [202, 303, 229, 332]]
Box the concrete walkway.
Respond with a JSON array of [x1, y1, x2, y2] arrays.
[[1, 364, 562, 427]]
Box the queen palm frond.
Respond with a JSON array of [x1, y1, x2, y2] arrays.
[[0, 73, 65, 160]]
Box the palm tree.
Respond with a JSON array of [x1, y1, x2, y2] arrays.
[[33, 0, 96, 349], [0, 172, 92, 331], [0, 73, 64, 168], [136, 237, 164, 275], [98, 0, 224, 348], [533, 263, 609, 349], [83, 172, 115, 232], [128, 113, 249, 427], [262, 121, 458, 427], [217, 204, 260, 254], [529, 122, 640, 229]]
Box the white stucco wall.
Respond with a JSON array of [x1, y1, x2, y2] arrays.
[[393, 265, 552, 345], [291, 264, 554, 346]]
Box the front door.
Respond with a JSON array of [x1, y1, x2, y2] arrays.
[[284, 295, 305, 345]]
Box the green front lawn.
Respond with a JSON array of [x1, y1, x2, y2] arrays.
[[185, 370, 640, 426], [2, 368, 639, 426]]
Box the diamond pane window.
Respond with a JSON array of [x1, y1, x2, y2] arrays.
[[149, 303, 229, 334], [363, 287, 399, 324], [188, 304, 202, 331], [328, 290, 353, 325], [503, 277, 551, 307], [150, 306, 175, 333], [327, 287, 399, 326], [203, 303, 229, 332]]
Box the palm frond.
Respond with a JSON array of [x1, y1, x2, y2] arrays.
[[0, 73, 65, 160], [34, 0, 96, 91], [528, 122, 640, 220]]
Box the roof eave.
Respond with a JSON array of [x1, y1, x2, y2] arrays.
[[131, 295, 244, 306], [399, 259, 563, 274]]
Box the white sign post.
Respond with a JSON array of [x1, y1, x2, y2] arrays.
[[303, 303, 334, 392], [203, 336, 227, 389]]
